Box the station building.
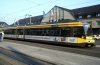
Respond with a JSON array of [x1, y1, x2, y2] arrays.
[[13, 4, 100, 35], [0, 22, 8, 27], [13, 5, 75, 26], [71, 4, 100, 35]]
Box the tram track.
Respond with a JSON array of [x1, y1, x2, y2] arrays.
[[4, 39, 100, 58]]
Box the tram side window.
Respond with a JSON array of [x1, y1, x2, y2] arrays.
[[25, 29, 34, 35], [45, 29, 50, 36], [29, 29, 34, 35], [25, 28, 43, 35], [54, 28, 60, 36], [25, 29, 28, 35], [12, 30, 16, 34], [43, 28, 60, 36], [17, 29, 23, 35], [25, 28, 60, 36], [73, 27, 85, 38], [37, 29, 42, 35], [4, 29, 15, 34], [4, 30, 10, 34], [48, 29, 55, 36], [61, 27, 71, 37]]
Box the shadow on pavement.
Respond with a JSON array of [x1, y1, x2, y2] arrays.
[[7, 46, 51, 65]]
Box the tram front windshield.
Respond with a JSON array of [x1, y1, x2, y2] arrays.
[[73, 25, 93, 38], [84, 25, 93, 36]]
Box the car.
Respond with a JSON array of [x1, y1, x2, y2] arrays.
[[93, 35, 100, 40]]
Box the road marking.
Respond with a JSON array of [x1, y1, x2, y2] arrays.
[[96, 45, 100, 47]]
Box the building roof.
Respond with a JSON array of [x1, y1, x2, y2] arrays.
[[56, 6, 75, 18], [11, 4, 100, 26], [71, 4, 100, 15], [12, 15, 43, 26], [0, 22, 8, 25]]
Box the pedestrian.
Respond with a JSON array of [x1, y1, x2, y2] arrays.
[[0, 31, 4, 42]]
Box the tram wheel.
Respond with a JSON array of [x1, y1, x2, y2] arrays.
[[85, 44, 93, 48]]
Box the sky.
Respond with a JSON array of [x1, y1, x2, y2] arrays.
[[0, 0, 100, 25]]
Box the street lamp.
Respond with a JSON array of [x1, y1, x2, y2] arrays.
[[29, 15, 32, 24], [25, 14, 32, 24]]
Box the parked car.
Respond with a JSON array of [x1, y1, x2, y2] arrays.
[[93, 35, 100, 40]]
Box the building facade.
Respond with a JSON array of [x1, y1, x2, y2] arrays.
[[13, 4, 100, 35], [42, 6, 75, 23], [0, 22, 8, 27], [71, 4, 100, 35]]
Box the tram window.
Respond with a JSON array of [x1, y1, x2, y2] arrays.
[[4, 29, 15, 34], [41, 29, 45, 36], [30, 29, 34, 35], [44, 29, 49, 36], [43, 28, 60, 36], [54, 28, 60, 36], [4, 30, 15, 34], [73, 27, 85, 38], [17, 29, 23, 35], [37, 29, 41, 35], [60, 27, 71, 37], [24, 29, 26, 35], [50, 29, 55, 36], [25, 29, 28, 35], [24, 29, 30, 35], [4, 30, 10, 34], [4, 30, 9, 34], [25, 27, 61, 36], [49, 30, 52, 36], [25, 28, 43, 35]]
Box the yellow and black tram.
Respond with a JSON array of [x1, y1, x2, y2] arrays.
[[2, 21, 95, 47]]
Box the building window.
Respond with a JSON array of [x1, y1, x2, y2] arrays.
[[78, 16, 82, 19], [96, 13, 100, 17], [97, 21, 100, 26], [87, 15, 91, 18], [87, 21, 92, 26]]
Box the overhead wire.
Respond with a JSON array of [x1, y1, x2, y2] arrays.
[[4, 0, 59, 16], [1, 0, 100, 23], [0, 0, 59, 22], [63, 0, 100, 8], [23, 0, 100, 17], [4, 0, 99, 17]]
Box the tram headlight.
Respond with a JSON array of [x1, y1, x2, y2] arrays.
[[82, 36, 86, 39]]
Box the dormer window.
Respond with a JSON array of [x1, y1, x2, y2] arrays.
[[96, 13, 100, 17], [87, 15, 91, 18], [78, 16, 82, 19]]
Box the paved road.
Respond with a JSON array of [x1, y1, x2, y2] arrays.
[[3, 39, 100, 58], [0, 47, 54, 65], [95, 40, 100, 45], [0, 41, 100, 65]]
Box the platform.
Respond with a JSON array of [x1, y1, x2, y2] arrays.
[[0, 41, 100, 65]]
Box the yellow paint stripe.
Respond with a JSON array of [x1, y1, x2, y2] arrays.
[[58, 22, 83, 27], [3, 28, 16, 30], [2, 22, 83, 29], [24, 25, 52, 29]]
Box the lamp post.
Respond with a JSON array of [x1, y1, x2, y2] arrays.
[[25, 14, 32, 24], [29, 15, 32, 24]]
